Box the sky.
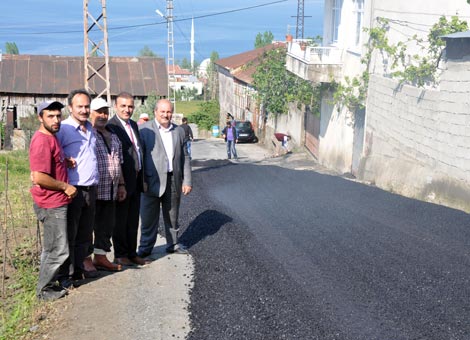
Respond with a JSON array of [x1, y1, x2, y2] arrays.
[[0, 0, 323, 62]]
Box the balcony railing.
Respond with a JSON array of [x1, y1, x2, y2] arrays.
[[287, 40, 343, 65], [286, 40, 343, 83]]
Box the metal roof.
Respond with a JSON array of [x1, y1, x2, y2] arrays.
[[215, 42, 285, 85], [0, 54, 167, 97], [441, 30, 470, 39]]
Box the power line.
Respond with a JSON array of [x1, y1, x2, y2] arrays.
[[0, 0, 287, 36]]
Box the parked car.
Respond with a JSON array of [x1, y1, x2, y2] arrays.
[[235, 121, 258, 143]]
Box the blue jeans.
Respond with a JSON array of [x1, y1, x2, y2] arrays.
[[187, 141, 192, 159], [226, 140, 237, 159], [34, 204, 69, 295]]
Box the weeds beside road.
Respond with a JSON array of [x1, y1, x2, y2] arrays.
[[0, 150, 43, 340]]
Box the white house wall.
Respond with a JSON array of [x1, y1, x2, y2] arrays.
[[366, 0, 470, 76], [319, 95, 354, 173]]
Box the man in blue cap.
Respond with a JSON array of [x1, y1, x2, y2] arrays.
[[30, 100, 77, 300]]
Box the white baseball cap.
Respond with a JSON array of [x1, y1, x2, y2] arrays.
[[90, 97, 110, 111]]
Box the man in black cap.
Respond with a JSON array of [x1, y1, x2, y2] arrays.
[[30, 100, 77, 300]]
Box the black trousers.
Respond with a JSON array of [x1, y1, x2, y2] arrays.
[[112, 191, 140, 259]]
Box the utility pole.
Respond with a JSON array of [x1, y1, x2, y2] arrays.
[[296, 0, 304, 39], [291, 0, 311, 39], [157, 1, 176, 110], [190, 18, 195, 73], [83, 0, 111, 104]]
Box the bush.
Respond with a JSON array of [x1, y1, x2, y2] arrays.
[[187, 100, 219, 131]]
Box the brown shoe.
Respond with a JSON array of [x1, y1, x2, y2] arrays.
[[93, 254, 122, 272], [114, 257, 135, 266], [129, 256, 151, 265]]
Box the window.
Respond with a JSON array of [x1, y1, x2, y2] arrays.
[[331, 0, 343, 43], [353, 0, 364, 47]]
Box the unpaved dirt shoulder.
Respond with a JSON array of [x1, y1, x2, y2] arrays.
[[41, 238, 193, 340]]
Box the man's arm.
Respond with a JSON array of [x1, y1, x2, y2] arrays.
[[31, 171, 77, 198]]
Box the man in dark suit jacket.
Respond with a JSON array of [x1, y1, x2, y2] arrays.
[[106, 92, 147, 266], [137, 99, 192, 256]]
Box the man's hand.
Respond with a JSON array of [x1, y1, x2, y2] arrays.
[[64, 184, 77, 199], [66, 157, 77, 169], [117, 185, 127, 202], [182, 185, 192, 195]]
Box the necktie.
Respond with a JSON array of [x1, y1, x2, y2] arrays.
[[126, 121, 140, 173], [126, 122, 135, 145]]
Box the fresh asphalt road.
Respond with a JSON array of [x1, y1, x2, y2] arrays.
[[181, 139, 470, 340]]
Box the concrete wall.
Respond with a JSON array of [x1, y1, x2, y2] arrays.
[[265, 102, 305, 148], [359, 74, 470, 212], [318, 95, 355, 174]]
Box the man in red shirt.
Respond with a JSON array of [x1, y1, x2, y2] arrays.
[[30, 101, 77, 301]]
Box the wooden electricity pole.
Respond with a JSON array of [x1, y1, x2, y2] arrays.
[[83, 0, 111, 103]]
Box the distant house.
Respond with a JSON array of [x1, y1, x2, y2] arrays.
[[215, 42, 286, 131], [0, 54, 167, 127], [168, 64, 203, 99]]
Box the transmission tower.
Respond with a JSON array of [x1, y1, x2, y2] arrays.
[[296, 0, 305, 39], [166, 0, 176, 109], [83, 0, 111, 104]]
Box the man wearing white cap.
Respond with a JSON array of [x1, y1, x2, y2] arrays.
[[30, 100, 77, 300], [137, 113, 149, 125], [90, 97, 127, 272]]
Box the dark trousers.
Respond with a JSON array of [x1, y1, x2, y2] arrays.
[[138, 174, 181, 255], [112, 191, 140, 259], [93, 200, 116, 253], [58, 186, 96, 279]]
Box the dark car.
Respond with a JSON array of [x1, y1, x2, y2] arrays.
[[235, 121, 258, 143]]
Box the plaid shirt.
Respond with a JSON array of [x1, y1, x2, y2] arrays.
[[95, 130, 123, 201]]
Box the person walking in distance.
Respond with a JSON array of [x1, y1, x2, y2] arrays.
[[137, 99, 192, 257], [30, 100, 77, 300], [222, 120, 238, 159], [89, 97, 127, 272], [56, 89, 99, 284], [107, 92, 148, 266], [180, 117, 194, 159]]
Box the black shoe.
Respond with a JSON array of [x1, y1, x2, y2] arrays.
[[166, 243, 189, 255], [38, 287, 68, 301], [60, 279, 80, 289]]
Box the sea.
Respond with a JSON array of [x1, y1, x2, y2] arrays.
[[0, 0, 324, 62]]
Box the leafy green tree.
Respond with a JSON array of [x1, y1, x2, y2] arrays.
[[253, 47, 319, 115], [134, 92, 159, 119], [179, 57, 191, 70], [254, 31, 274, 48], [187, 100, 220, 130], [139, 45, 159, 57], [5, 42, 19, 54]]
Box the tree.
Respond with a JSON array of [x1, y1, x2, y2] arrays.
[[187, 100, 220, 131], [252, 47, 320, 115], [206, 51, 220, 101], [5, 42, 19, 54], [139, 45, 159, 57], [254, 31, 274, 49]]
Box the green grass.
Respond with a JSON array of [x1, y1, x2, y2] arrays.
[[175, 100, 204, 116], [0, 150, 40, 340]]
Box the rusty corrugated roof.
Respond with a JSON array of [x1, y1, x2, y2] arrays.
[[0, 54, 167, 97], [215, 42, 285, 85]]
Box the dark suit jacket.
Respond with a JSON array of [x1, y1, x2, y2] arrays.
[[107, 115, 143, 195], [139, 120, 192, 198]]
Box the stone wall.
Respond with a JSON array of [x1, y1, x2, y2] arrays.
[[359, 74, 470, 212]]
